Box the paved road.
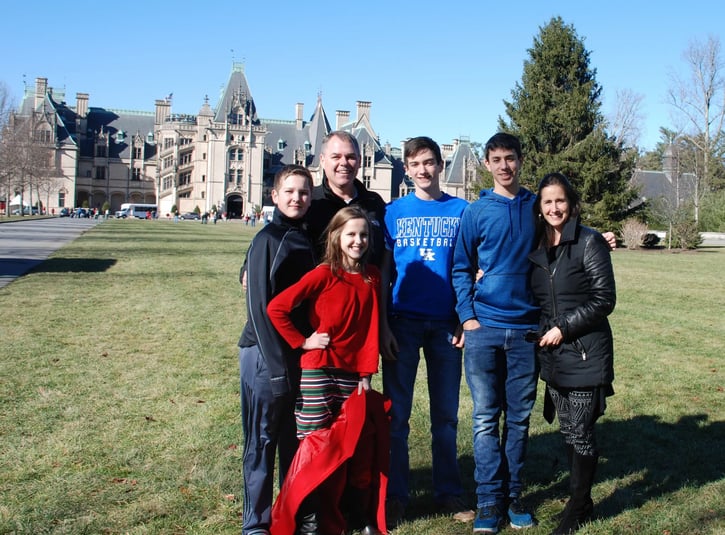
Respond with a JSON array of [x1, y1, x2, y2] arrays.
[[0, 217, 102, 289]]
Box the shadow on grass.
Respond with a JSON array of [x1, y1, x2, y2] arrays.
[[30, 257, 117, 274], [404, 413, 724, 525]]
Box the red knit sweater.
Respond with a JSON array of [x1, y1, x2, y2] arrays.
[[267, 264, 381, 375]]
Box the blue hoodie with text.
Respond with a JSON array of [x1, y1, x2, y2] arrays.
[[452, 187, 539, 328]]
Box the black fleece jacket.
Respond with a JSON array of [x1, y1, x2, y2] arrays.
[[238, 209, 316, 397]]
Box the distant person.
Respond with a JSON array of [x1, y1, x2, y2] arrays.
[[379, 136, 473, 525], [267, 206, 386, 535], [528, 173, 616, 535], [307, 130, 386, 268], [237, 165, 317, 535]]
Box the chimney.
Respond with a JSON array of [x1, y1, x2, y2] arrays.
[[356, 101, 371, 121], [76, 93, 89, 118], [35, 77, 48, 109], [336, 110, 350, 130], [155, 99, 171, 125], [296, 102, 304, 129]]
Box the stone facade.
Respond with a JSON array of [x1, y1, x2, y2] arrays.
[[10, 64, 481, 216]]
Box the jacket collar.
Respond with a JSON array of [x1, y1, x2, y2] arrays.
[[559, 216, 580, 244], [272, 207, 308, 230]]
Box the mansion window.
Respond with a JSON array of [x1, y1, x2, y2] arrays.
[[58, 191, 66, 208], [132, 168, 142, 181], [364, 155, 372, 168], [163, 156, 173, 169], [36, 130, 52, 143], [96, 145, 107, 158], [179, 152, 193, 166], [179, 171, 192, 186], [95, 167, 107, 180], [163, 176, 173, 190], [363, 175, 371, 189], [164, 138, 175, 149], [133, 147, 142, 159]]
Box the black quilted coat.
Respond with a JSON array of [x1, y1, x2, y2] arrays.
[[528, 218, 616, 389]]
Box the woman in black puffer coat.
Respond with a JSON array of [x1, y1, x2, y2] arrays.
[[528, 173, 616, 535]]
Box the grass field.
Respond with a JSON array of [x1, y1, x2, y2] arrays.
[[0, 219, 723, 535]]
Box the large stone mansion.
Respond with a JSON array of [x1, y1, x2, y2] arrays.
[[11, 63, 481, 217]]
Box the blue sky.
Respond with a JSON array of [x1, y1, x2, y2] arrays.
[[2, 1, 724, 152]]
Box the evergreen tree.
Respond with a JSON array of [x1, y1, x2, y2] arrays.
[[498, 16, 637, 229]]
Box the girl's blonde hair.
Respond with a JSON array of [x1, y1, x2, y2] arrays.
[[322, 205, 372, 280]]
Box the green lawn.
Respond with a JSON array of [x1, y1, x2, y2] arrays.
[[0, 219, 722, 534]]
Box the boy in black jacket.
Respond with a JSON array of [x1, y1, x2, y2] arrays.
[[238, 165, 316, 535]]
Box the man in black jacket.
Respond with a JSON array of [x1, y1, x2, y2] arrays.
[[308, 131, 386, 267]]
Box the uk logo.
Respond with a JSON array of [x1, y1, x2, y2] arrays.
[[419, 248, 435, 261]]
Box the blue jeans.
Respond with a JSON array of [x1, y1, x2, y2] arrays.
[[382, 316, 463, 504], [463, 325, 538, 508], [239, 346, 298, 534]]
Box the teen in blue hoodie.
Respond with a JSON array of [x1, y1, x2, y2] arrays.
[[452, 133, 538, 533]]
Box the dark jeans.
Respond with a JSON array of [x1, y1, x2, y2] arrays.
[[239, 346, 298, 534]]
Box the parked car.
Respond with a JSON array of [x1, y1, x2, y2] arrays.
[[180, 212, 201, 220], [11, 207, 39, 215], [59, 208, 70, 217]]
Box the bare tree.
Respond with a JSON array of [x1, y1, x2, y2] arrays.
[[0, 110, 54, 215], [0, 81, 17, 215], [667, 35, 725, 223], [608, 88, 645, 149]]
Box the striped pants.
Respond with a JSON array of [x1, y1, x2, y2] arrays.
[[295, 368, 360, 439]]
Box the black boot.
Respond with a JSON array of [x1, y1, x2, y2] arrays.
[[346, 486, 382, 535], [296, 492, 320, 535], [551, 453, 597, 535]]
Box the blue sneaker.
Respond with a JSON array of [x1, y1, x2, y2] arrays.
[[508, 498, 535, 529], [473, 505, 503, 533]]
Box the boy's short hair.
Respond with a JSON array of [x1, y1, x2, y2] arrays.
[[404, 136, 443, 165], [273, 164, 313, 191], [484, 132, 522, 160]]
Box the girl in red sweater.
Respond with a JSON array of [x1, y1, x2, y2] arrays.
[[268, 205, 384, 535]]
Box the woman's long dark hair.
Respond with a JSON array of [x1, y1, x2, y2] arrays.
[[533, 172, 581, 249]]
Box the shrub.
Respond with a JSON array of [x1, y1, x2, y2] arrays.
[[668, 209, 703, 249], [621, 218, 648, 249]]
